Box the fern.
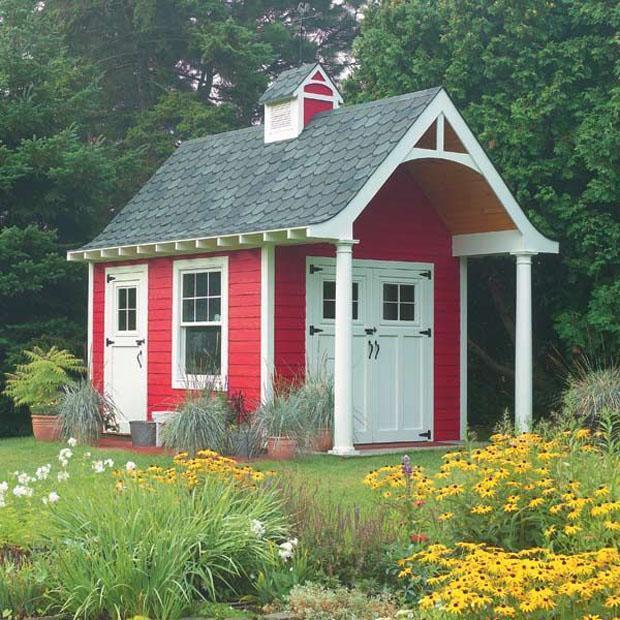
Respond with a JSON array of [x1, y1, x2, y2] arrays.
[[3, 346, 85, 411]]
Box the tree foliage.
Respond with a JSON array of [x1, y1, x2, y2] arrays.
[[347, 0, 619, 421]]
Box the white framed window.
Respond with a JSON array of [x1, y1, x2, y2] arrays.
[[172, 257, 228, 389]]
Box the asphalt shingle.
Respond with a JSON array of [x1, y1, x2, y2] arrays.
[[81, 87, 441, 251], [258, 63, 319, 104]]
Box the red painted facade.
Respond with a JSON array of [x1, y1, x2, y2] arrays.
[[273, 166, 461, 440], [92, 169, 460, 441], [91, 250, 262, 419]]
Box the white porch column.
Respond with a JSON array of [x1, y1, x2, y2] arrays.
[[330, 240, 358, 456], [514, 252, 536, 433]]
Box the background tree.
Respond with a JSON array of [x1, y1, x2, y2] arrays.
[[346, 0, 619, 425]]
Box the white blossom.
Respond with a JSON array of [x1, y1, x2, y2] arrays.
[[125, 461, 137, 472], [57, 471, 70, 482], [278, 538, 298, 561], [104, 458, 114, 468], [58, 448, 73, 464], [92, 460, 105, 474], [0, 481, 8, 493], [47, 491, 60, 503], [17, 472, 32, 485], [250, 519, 266, 538], [12, 485, 33, 498], [67, 437, 77, 447], [36, 465, 51, 480]]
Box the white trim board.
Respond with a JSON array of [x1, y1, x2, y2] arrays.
[[260, 245, 275, 401]]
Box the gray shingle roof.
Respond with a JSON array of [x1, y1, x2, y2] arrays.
[[258, 63, 319, 104], [81, 87, 441, 251]]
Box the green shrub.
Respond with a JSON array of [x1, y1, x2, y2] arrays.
[[57, 380, 119, 443], [562, 362, 620, 426], [287, 582, 398, 620], [44, 477, 287, 619], [3, 346, 85, 411], [161, 391, 231, 456]]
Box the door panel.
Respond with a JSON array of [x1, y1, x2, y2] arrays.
[[306, 258, 433, 444], [104, 266, 148, 433]]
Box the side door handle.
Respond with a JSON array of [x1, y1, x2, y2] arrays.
[[374, 339, 380, 359], [368, 340, 374, 359], [136, 349, 143, 368]]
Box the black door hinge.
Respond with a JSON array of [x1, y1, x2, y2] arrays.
[[419, 270, 432, 280], [309, 325, 324, 336], [419, 429, 432, 440], [105, 337, 114, 347], [309, 264, 323, 274], [419, 328, 432, 337], [106, 274, 116, 283]]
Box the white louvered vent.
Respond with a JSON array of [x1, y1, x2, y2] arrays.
[[264, 98, 301, 143]]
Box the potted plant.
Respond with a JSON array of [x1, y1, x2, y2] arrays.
[[4, 346, 85, 441], [259, 391, 301, 460]]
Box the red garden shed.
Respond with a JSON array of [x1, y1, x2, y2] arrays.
[[69, 63, 558, 453]]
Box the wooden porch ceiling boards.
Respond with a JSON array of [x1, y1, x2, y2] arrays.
[[406, 159, 517, 235]]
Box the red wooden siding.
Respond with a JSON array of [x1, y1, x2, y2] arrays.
[[274, 166, 461, 440], [91, 250, 261, 420], [304, 97, 333, 126], [304, 83, 333, 96]]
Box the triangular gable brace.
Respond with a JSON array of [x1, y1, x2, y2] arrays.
[[307, 88, 558, 257]]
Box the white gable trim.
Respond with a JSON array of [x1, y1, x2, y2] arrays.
[[295, 63, 343, 106], [307, 89, 558, 256]]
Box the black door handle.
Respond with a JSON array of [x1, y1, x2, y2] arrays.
[[136, 350, 143, 369], [374, 340, 380, 359], [368, 340, 374, 359]]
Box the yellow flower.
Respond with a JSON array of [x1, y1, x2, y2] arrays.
[[494, 604, 516, 617], [605, 595, 620, 608], [564, 524, 582, 535], [438, 512, 454, 521], [528, 497, 545, 508], [471, 505, 493, 515]]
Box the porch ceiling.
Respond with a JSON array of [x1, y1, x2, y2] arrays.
[[405, 159, 517, 236]]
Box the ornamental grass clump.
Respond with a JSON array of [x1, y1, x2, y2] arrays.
[[161, 391, 232, 456]]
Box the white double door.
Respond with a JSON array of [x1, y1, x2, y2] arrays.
[[307, 258, 434, 444], [104, 265, 148, 433]]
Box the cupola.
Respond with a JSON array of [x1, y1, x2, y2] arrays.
[[259, 62, 342, 144]]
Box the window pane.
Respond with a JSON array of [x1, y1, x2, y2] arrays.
[[383, 302, 398, 320], [118, 288, 127, 310], [323, 281, 335, 301], [400, 285, 415, 303], [182, 299, 194, 322], [352, 301, 359, 321], [118, 310, 127, 331], [352, 282, 359, 301], [185, 326, 221, 375], [127, 287, 137, 309], [323, 300, 335, 319], [400, 303, 415, 321], [182, 273, 195, 298], [384, 283, 398, 302], [209, 272, 221, 296], [195, 298, 208, 322], [195, 272, 208, 297], [127, 309, 137, 331], [209, 297, 221, 321]]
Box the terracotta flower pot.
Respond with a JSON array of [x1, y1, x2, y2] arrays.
[[312, 427, 333, 452], [31, 414, 61, 442], [266, 436, 297, 460]]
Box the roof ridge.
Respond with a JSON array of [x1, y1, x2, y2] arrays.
[[329, 86, 442, 115]]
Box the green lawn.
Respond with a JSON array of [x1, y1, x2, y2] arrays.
[[0, 437, 447, 509]]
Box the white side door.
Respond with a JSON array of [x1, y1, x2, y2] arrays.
[[306, 260, 373, 443], [104, 265, 148, 433], [369, 267, 434, 442]]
